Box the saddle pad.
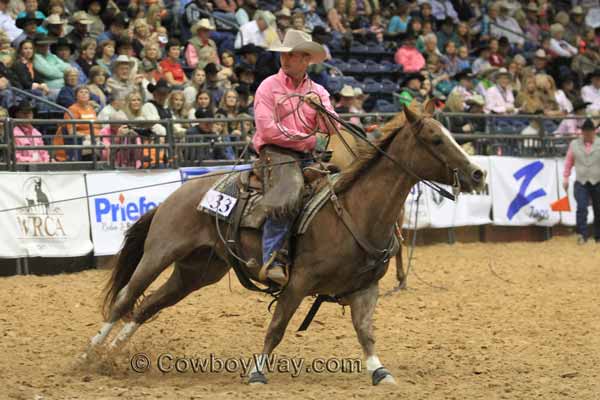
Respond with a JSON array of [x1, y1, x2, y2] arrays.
[[198, 171, 340, 233], [197, 171, 241, 221], [295, 174, 340, 235]]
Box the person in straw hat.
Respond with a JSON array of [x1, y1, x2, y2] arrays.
[[44, 13, 67, 41], [483, 67, 517, 114], [549, 23, 578, 58], [66, 11, 93, 50], [185, 19, 219, 70], [253, 29, 338, 287]]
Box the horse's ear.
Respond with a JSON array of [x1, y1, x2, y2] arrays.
[[404, 103, 420, 124], [423, 99, 435, 115]]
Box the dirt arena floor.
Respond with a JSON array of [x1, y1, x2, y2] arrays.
[[1, 236, 599, 400]]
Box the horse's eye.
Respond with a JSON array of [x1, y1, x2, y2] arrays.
[[432, 138, 443, 146]]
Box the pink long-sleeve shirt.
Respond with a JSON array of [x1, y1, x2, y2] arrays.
[[13, 125, 50, 163], [252, 69, 337, 153], [563, 138, 594, 181]]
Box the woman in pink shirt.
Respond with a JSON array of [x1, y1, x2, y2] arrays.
[[394, 33, 425, 73], [10, 101, 50, 163]]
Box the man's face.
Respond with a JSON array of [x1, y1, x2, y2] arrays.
[[461, 78, 473, 90], [57, 47, 71, 61], [280, 51, 310, 78], [534, 57, 546, 70], [256, 18, 267, 31], [583, 127, 596, 141], [24, 21, 38, 35], [75, 22, 88, 34]]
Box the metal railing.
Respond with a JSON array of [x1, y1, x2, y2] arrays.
[[1, 111, 585, 172]]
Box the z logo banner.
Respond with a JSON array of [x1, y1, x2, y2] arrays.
[[507, 161, 546, 220]]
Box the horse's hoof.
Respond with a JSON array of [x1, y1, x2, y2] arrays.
[[248, 371, 268, 385], [372, 367, 396, 385]]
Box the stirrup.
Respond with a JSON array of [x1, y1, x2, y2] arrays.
[[258, 252, 289, 286]]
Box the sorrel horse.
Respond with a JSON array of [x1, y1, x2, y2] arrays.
[[87, 100, 486, 385]]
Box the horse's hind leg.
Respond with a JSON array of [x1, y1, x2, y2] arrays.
[[110, 249, 229, 349], [348, 283, 397, 386]]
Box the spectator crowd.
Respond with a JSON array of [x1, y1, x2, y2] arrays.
[[1, 0, 600, 164]]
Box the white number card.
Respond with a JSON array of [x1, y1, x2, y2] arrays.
[[200, 189, 238, 217]]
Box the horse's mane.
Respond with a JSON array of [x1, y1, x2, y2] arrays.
[[334, 112, 407, 193]]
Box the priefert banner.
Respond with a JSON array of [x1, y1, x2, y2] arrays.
[[86, 171, 182, 256]]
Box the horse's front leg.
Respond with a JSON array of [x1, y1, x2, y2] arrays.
[[347, 283, 397, 385], [248, 283, 305, 385]]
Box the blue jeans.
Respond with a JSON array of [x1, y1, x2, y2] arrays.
[[262, 217, 292, 264], [574, 181, 600, 240]]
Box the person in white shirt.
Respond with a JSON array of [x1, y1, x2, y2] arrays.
[[491, 3, 525, 47], [419, 0, 458, 23], [549, 23, 578, 58], [234, 10, 275, 49], [484, 68, 517, 114], [0, 0, 23, 42], [581, 69, 600, 114]]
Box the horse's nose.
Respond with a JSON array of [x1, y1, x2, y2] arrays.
[[471, 169, 484, 183]]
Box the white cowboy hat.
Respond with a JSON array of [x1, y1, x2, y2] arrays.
[[268, 29, 327, 64], [112, 55, 135, 69], [44, 13, 67, 26], [191, 18, 215, 34], [339, 85, 355, 97]]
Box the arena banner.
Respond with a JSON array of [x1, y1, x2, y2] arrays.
[[427, 156, 493, 228], [489, 157, 560, 226], [0, 172, 93, 257], [555, 159, 594, 226], [402, 183, 431, 229], [86, 171, 182, 256]]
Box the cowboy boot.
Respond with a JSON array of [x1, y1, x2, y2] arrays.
[[258, 251, 289, 286]]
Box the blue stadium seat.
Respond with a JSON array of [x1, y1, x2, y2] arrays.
[[364, 42, 385, 54], [363, 78, 383, 94], [380, 78, 399, 94], [347, 58, 367, 73], [350, 43, 369, 53], [327, 77, 344, 94], [374, 99, 400, 113], [364, 59, 387, 73]]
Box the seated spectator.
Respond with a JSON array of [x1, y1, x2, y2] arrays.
[[168, 90, 190, 141], [188, 90, 214, 122], [185, 19, 219, 71], [96, 39, 115, 75], [515, 75, 542, 114], [44, 13, 67, 41], [291, 11, 308, 33], [217, 50, 236, 83], [471, 43, 492, 74], [420, 33, 443, 60], [96, 13, 129, 44], [139, 42, 162, 83], [63, 85, 98, 161], [535, 74, 563, 117], [106, 55, 142, 98], [387, 1, 411, 35], [87, 65, 108, 108], [565, 6, 586, 46], [159, 39, 188, 87], [213, 113, 235, 160], [275, 8, 292, 41], [305, 0, 326, 32], [556, 72, 576, 113], [52, 37, 86, 85], [491, 2, 524, 49], [132, 19, 157, 58], [523, 2, 541, 43], [98, 110, 142, 168], [235, 0, 258, 26], [205, 62, 226, 104], [327, 8, 348, 36], [97, 89, 126, 128], [394, 32, 425, 73], [56, 68, 80, 108], [83, 0, 105, 39], [142, 78, 172, 137], [457, 45, 471, 71], [436, 17, 460, 53], [0, 0, 24, 43], [16, 0, 46, 35], [444, 41, 460, 77], [235, 10, 276, 49], [488, 38, 504, 67], [581, 69, 600, 115], [75, 37, 97, 81], [216, 88, 240, 133], [427, 0, 458, 23], [572, 29, 600, 80], [398, 72, 425, 107], [507, 54, 526, 93], [186, 108, 235, 161], [13, 12, 43, 48], [10, 100, 50, 163], [12, 39, 49, 94], [33, 33, 70, 95], [426, 54, 453, 96], [554, 99, 590, 136], [450, 68, 474, 105], [334, 84, 355, 113], [523, 49, 549, 77], [455, 21, 471, 49], [66, 11, 93, 51], [484, 68, 517, 114], [549, 23, 578, 58], [184, 67, 207, 108]]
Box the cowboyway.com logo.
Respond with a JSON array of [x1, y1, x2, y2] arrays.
[[16, 177, 67, 239], [94, 194, 160, 231]]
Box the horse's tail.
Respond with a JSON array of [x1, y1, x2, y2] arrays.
[[101, 207, 158, 320]]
